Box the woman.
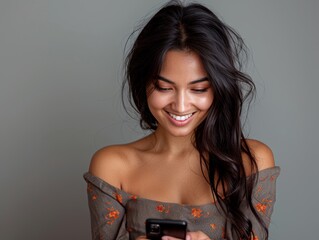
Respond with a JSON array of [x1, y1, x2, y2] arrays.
[[84, 1, 280, 239]]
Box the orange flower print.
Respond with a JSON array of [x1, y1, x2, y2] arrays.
[[130, 195, 138, 200], [210, 223, 217, 231], [191, 208, 203, 218], [156, 204, 165, 212], [255, 198, 272, 214], [255, 203, 267, 214], [108, 210, 119, 219], [105, 207, 120, 225], [92, 194, 97, 201], [253, 236, 259, 240], [115, 193, 123, 204], [156, 204, 170, 213]]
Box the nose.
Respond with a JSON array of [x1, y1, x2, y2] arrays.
[[172, 90, 189, 113]]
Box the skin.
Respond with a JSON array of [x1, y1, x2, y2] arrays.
[[89, 50, 275, 240]]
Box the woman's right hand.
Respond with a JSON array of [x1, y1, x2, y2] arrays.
[[136, 230, 210, 240], [161, 231, 210, 240], [136, 236, 148, 240]]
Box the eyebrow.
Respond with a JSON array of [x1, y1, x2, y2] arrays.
[[157, 76, 209, 85]]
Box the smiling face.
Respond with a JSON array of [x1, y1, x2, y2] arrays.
[[147, 50, 214, 138]]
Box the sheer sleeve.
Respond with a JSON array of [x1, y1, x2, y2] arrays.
[[247, 167, 280, 239], [84, 172, 130, 240]]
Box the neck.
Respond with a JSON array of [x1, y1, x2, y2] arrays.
[[150, 127, 196, 156]]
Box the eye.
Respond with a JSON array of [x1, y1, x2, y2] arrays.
[[154, 84, 172, 92], [158, 87, 172, 91], [192, 88, 209, 93]]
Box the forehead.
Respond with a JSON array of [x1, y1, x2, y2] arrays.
[[159, 50, 208, 82]]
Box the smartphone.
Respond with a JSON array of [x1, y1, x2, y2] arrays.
[[145, 218, 187, 240]]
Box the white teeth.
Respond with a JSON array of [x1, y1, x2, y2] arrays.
[[169, 113, 193, 121]]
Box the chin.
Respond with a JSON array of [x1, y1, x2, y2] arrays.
[[166, 128, 195, 138]]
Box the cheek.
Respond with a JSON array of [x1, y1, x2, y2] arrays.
[[195, 95, 214, 111], [147, 92, 170, 110]]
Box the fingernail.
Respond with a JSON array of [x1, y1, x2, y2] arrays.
[[186, 234, 191, 240]]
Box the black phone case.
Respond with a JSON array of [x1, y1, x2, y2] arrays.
[[146, 218, 187, 240]]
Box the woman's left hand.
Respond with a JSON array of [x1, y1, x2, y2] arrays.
[[162, 231, 210, 240]]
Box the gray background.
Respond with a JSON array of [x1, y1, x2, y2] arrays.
[[0, 0, 318, 239]]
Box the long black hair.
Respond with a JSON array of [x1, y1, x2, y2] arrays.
[[123, 1, 267, 239]]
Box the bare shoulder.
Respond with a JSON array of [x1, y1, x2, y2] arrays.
[[88, 144, 131, 189], [244, 139, 275, 172], [88, 135, 155, 188]]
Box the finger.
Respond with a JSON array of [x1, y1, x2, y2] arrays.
[[186, 231, 210, 240], [161, 236, 183, 240], [136, 236, 148, 240]]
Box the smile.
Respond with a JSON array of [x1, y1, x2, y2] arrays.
[[168, 112, 193, 121]]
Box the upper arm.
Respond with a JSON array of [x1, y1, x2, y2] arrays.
[[244, 139, 275, 173], [86, 145, 132, 239], [89, 145, 127, 189]]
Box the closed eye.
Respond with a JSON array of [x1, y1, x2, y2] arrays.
[[192, 88, 209, 93], [154, 85, 172, 91]]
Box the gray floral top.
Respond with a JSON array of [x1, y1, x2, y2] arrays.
[[84, 166, 280, 240]]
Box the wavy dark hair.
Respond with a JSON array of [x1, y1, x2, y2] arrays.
[[123, 1, 267, 239]]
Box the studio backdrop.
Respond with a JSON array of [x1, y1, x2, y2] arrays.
[[0, 0, 318, 239]]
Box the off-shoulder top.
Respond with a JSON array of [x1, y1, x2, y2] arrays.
[[83, 166, 280, 240]]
